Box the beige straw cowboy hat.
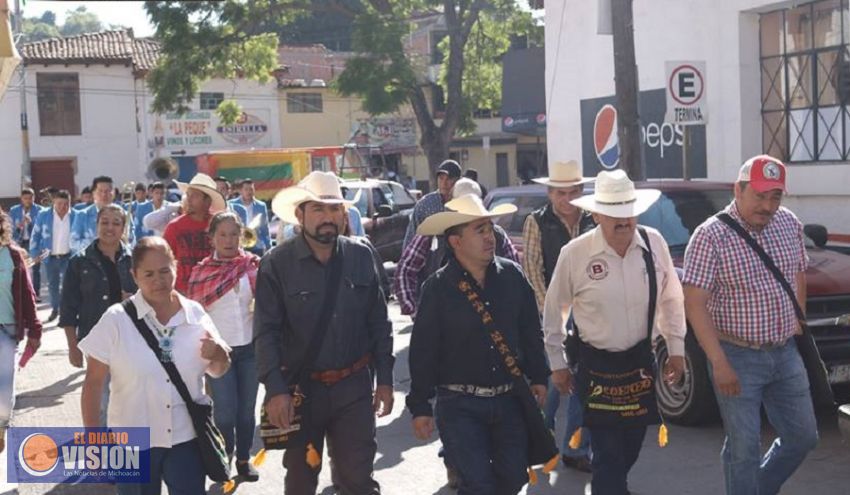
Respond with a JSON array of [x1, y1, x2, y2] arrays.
[[570, 169, 660, 218], [417, 193, 517, 236], [271, 171, 356, 225], [174, 173, 227, 213], [532, 160, 595, 187]]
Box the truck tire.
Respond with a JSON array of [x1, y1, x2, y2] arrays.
[[655, 331, 720, 425]]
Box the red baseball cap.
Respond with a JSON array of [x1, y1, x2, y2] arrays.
[[737, 155, 786, 193]]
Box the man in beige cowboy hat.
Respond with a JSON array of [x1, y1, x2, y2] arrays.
[[255, 171, 393, 495], [162, 173, 226, 294], [523, 159, 596, 471], [407, 193, 550, 494], [543, 169, 686, 495]]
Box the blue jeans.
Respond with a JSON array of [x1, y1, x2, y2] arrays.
[[709, 339, 818, 495], [588, 425, 647, 495], [208, 344, 258, 460], [117, 439, 206, 495], [45, 255, 69, 312], [435, 390, 528, 495], [544, 381, 591, 457], [0, 325, 19, 428]]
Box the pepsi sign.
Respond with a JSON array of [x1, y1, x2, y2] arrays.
[[580, 89, 706, 178]]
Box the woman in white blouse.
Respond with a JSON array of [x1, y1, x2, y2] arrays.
[[79, 236, 231, 494], [187, 211, 261, 482]]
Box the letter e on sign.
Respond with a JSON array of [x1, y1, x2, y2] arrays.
[[665, 61, 708, 126]]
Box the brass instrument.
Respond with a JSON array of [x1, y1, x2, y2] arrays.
[[120, 181, 137, 204], [241, 213, 263, 249], [147, 157, 179, 182]]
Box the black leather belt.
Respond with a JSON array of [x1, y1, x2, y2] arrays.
[[442, 383, 513, 397]]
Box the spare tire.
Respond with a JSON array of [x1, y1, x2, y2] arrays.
[[655, 331, 720, 425]]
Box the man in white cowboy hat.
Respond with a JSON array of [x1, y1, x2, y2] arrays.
[[407, 193, 550, 495], [162, 173, 226, 294], [255, 171, 394, 495], [394, 178, 519, 319], [543, 169, 686, 495], [683, 155, 818, 495], [523, 159, 596, 471]]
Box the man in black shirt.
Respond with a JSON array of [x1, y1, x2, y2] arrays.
[[407, 193, 550, 494], [255, 171, 394, 495]]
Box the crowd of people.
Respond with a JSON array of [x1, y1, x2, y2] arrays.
[[0, 153, 823, 495]]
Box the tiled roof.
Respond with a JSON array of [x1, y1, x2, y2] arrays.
[[21, 29, 161, 74]]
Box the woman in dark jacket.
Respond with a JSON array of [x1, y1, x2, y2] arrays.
[[60, 204, 137, 368], [0, 208, 42, 454]]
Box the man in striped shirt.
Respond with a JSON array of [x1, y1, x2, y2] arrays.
[[683, 155, 817, 495]]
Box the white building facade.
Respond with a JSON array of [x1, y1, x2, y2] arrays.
[[546, 0, 850, 232], [0, 29, 281, 202]]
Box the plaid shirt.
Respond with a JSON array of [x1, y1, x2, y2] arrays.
[[394, 227, 520, 316], [402, 191, 446, 249], [522, 211, 587, 313], [683, 202, 808, 344]]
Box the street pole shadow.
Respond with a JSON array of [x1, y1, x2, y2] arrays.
[[15, 369, 85, 412]]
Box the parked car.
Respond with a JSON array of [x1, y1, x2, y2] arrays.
[[485, 181, 850, 425], [342, 179, 417, 262]]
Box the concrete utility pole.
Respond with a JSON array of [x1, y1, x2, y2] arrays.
[[611, 0, 643, 180], [13, 0, 29, 188]]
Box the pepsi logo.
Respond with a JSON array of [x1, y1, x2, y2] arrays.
[[594, 104, 620, 170], [503, 116, 514, 128], [536, 113, 546, 124]]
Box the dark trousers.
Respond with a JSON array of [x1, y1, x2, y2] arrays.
[[435, 390, 529, 495], [588, 425, 647, 495], [117, 439, 206, 495], [283, 367, 379, 495]]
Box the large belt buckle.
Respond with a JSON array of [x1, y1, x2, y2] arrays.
[[478, 387, 496, 397]]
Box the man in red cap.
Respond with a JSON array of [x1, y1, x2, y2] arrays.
[[683, 155, 818, 495]]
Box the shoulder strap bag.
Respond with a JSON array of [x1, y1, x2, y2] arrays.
[[258, 245, 344, 450], [122, 299, 230, 483], [715, 213, 834, 410]]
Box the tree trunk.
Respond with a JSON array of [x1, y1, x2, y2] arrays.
[[611, 0, 643, 180]]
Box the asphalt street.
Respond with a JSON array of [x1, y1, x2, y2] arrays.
[[1, 299, 849, 494]]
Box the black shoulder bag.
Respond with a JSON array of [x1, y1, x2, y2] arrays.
[[258, 247, 344, 450], [454, 271, 559, 470], [122, 299, 230, 483], [573, 227, 662, 427], [715, 213, 835, 410]]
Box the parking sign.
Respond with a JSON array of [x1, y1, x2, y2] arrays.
[[665, 61, 707, 126]]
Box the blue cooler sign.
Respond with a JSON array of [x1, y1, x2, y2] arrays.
[[7, 427, 150, 484]]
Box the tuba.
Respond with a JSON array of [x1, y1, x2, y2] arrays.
[[147, 157, 179, 182], [120, 181, 136, 205], [241, 213, 263, 249]]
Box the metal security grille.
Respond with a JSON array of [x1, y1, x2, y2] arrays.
[[760, 0, 850, 163]]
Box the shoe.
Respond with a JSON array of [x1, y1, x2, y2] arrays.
[[446, 465, 461, 489], [236, 461, 259, 482], [562, 454, 592, 473], [48, 310, 58, 322]]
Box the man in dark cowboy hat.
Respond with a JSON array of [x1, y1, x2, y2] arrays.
[[407, 193, 550, 494], [254, 171, 394, 494]]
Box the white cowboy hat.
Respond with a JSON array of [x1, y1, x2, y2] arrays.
[[532, 160, 594, 187], [570, 169, 660, 218], [272, 171, 354, 225], [174, 173, 227, 213], [417, 193, 517, 236]]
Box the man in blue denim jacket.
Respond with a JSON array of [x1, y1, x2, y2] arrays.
[[9, 188, 45, 298], [29, 190, 76, 321]]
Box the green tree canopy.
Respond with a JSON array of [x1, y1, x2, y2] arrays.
[[145, 0, 538, 172], [60, 6, 103, 37]]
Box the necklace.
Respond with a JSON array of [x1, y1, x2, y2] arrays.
[[145, 315, 177, 363]]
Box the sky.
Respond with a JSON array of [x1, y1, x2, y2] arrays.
[[20, 1, 155, 36]]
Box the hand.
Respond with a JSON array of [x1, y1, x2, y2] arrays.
[[663, 356, 685, 385], [373, 385, 394, 417], [68, 344, 84, 368], [266, 393, 294, 429], [200, 333, 227, 362], [531, 384, 548, 407], [25, 337, 40, 354], [711, 358, 741, 397], [551, 368, 573, 395], [412, 416, 435, 440]]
